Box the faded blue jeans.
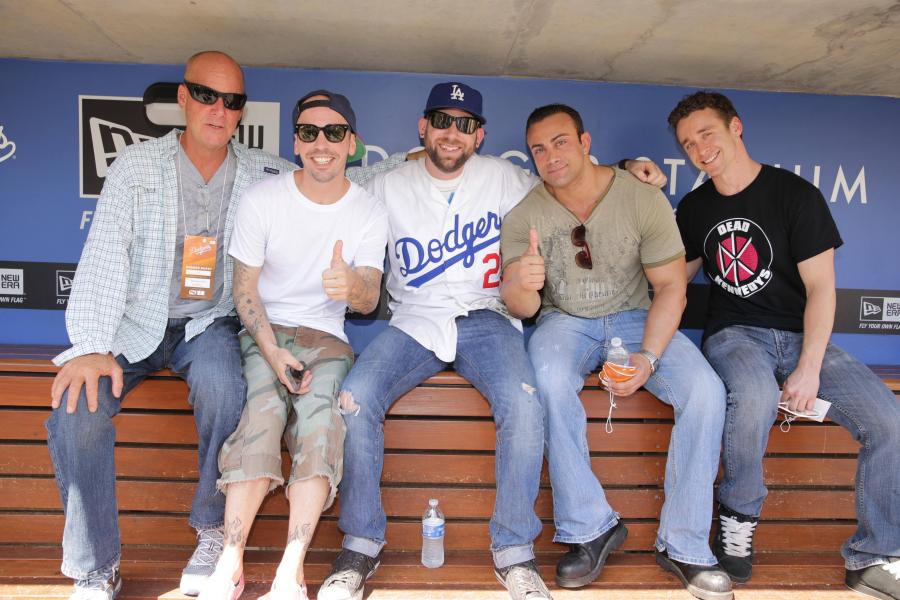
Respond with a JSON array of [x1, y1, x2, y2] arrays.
[[45, 316, 246, 580], [703, 325, 900, 570], [529, 309, 726, 566], [337, 310, 544, 569]]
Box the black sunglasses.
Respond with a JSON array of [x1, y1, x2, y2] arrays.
[[182, 80, 247, 110], [571, 224, 593, 269], [293, 123, 351, 143], [427, 110, 481, 135]]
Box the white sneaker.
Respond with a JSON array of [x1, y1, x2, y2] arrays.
[[70, 566, 122, 600], [181, 527, 225, 596], [198, 572, 244, 600], [269, 577, 309, 600]]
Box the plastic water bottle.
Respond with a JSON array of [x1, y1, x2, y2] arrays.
[[421, 498, 445, 568], [607, 337, 630, 368]]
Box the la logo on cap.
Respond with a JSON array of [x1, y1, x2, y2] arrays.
[[450, 84, 465, 101]]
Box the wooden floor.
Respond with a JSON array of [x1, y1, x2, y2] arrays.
[[0, 547, 868, 599]]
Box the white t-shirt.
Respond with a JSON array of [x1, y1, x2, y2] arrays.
[[367, 155, 538, 361], [229, 172, 388, 342]]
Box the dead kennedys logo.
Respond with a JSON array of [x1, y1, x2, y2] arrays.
[[703, 218, 773, 298]]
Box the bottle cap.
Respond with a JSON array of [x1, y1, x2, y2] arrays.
[[611, 337, 622, 346], [429, 498, 439, 507]]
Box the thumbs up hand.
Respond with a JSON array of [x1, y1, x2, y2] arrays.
[[322, 240, 353, 301], [516, 227, 545, 291]]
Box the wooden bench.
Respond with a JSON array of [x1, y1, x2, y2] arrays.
[[1, 344, 897, 599]]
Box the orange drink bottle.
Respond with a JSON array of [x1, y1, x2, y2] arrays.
[[602, 337, 637, 433], [602, 337, 637, 383]]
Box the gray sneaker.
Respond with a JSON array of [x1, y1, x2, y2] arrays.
[[494, 560, 553, 600], [70, 566, 122, 600], [317, 549, 380, 600], [180, 527, 225, 596]]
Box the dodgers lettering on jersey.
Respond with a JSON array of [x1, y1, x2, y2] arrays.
[[395, 211, 501, 287]]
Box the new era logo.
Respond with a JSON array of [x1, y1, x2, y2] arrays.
[[862, 301, 881, 317], [56, 270, 75, 297], [0, 268, 24, 295]]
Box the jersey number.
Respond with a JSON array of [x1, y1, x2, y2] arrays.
[[482, 253, 500, 288]]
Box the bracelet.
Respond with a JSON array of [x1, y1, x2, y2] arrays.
[[617, 158, 630, 170]]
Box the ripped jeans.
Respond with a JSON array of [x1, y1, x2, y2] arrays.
[[336, 309, 545, 569]]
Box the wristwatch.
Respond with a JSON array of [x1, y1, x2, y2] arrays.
[[617, 158, 630, 170], [638, 349, 660, 374]]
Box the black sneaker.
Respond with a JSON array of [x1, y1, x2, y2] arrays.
[[712, 504, 758, 583], [316, 549, 380, 600], [494, 560, 553, 600], [555, 521, 627, 588], [846, 559, 900, 600], [655, 550, 734, 600]]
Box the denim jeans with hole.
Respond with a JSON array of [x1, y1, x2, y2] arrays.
[[46, 316, 246, 580], [529, 309, 726, 566], [703, 325, 900, 569], [337, 310, 544, 569]]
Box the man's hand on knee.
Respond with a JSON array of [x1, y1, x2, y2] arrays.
[[50, 353, 123, 413], [263, 346, 313, 395]]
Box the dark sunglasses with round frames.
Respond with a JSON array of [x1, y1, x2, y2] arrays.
[[571, 224, 593, 269], [182, 80, 247, 111], [293, 123, 351, 143], [427, 110, 482, 135]]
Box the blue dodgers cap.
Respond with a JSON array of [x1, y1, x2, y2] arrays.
[[293, 89, 357, 133], [424, 82, 486, 124]]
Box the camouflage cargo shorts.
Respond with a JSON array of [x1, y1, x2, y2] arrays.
[[217, 324, 352, 509]]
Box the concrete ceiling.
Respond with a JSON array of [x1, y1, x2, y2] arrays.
[[2, 0, 899, 97]]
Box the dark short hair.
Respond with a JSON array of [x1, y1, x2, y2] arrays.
[[668, 91, 739, 131], [526, 104, 585, 138]]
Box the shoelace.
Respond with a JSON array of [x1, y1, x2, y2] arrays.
[[76, 568, 117, 591], [329, 552, 368, 586], [509, 564, 546, 599], [720, 514, 757, 557], [190, 528, 225, 567], [883, 559, 900, 579]]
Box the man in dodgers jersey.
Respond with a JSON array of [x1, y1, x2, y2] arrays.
[[317, 82, 664, 600], [671, 91, 900, 600]]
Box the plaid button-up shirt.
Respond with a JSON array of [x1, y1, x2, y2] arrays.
[[55, 130, 404, 366]]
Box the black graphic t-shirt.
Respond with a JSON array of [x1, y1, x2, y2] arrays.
[[676, 164, 843, 337]]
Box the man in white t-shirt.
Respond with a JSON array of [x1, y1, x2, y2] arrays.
[[199, 90, 387, 600]]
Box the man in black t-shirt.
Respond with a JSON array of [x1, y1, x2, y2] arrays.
[[670, 91, 900, 600]]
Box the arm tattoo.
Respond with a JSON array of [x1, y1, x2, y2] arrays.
[[347, 267, 382, 314], [224, 516, 244, 548], [233, 259, 268, 337]]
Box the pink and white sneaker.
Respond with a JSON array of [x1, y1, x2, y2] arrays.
[[197, 571, 244, 600], [268, 577, 308, 600]]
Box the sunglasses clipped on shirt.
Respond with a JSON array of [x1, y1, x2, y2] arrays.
[[293, 123, 351, 143], [571, 224, 593, 269], [182, 80, 247, 111], [427, 110, 481, 135]]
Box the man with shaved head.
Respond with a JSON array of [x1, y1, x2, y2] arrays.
[[46, 51, 407, 600]]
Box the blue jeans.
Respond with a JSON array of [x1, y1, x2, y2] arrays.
[[529, 309, 726, 566], [45, 316, 246, 580], [337, 310, 544, 569], [703, 325, 900, 570]]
